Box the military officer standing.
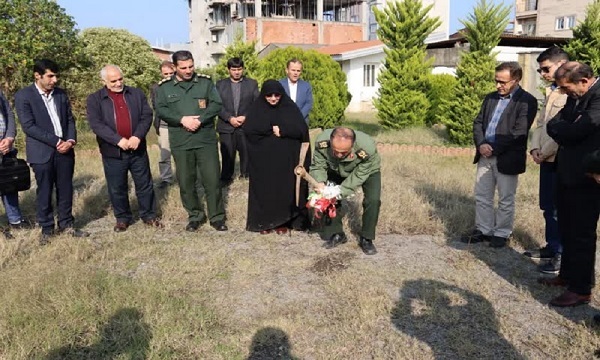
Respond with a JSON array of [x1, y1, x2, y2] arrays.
[[154, 50, 227, 232], [310, 127, 381, 255]]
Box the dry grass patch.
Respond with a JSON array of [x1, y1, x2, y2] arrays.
[[1, 141, 600, 359]]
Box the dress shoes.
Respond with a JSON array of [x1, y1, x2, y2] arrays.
[[275, 227, 288, 235], [2, 228, 14, 240], [324, 233, 347, 249], [359, 236, 377, 255], [537, 276, 568, 287], [489, 236, 508, 248], [524, 246, 555, 259], [59, 227, 90, 238], [260, 229, 273, 235], [114, 222, 129, 232], [460, 229, 490, 244], [549, 290, 591, 307], [211, 221, 228, 231], [143, 218, 164, 228], [186, 221, 201, 232]]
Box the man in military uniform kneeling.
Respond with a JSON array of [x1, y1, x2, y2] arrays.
[[309, 127, 381, 255]]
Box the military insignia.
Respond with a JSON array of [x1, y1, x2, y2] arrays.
[[198, 99, 207, 108], [356, 149, 369, 159], [158, 78, 171, 86], [318, 140, 329, 149], [198, 73, 211, 79]]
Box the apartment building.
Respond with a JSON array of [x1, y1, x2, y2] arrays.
[[514, 0, 590, 37], [188, 0, 449, 67]]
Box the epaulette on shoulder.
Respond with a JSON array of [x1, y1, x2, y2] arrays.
[[356, 148, 369, 160], [198, 73, 211, 79], [317, 140, 329, 149], [158, 78, 171, 86]]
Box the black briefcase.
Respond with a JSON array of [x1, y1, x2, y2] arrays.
[[0, 156, 31, 195]]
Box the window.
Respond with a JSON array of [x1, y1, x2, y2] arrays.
[[556, 15, 575, 30], [363, 64, 376, 87]]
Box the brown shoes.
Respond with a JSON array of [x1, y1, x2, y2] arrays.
[[114, 222, 129, 232], [549, 290, 591, 307], [259, 229, 272, 235], [537, 276, 568, 287], [275, 227, 288, 235], [143, 218, 164, 228]]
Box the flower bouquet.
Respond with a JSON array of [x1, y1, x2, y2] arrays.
[[306, 182, 341, 219]]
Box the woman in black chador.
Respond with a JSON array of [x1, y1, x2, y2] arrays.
[[244, 79, 310, 234]]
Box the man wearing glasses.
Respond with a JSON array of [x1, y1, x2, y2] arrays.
[[462, 62, 538, 248], [523, 47, 569, 273]]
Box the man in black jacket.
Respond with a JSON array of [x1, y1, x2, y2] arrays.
[[86, 65, 161, 232], [539, 62, 600, 307], [462, 62, 538, 248], [216, 57, 259, 186]]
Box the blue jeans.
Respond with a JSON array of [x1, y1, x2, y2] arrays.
[[540, 162, 561, 253], [1, 192, 23, 224]]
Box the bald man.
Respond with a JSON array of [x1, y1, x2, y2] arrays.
[[86, 65, 162, 232]]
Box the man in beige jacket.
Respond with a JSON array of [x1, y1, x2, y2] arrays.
[[524, 46, 568, 273]]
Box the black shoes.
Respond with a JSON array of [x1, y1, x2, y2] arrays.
[[59, 227, 90, 238], [211, 221, 228, 231], [157, 181, 172, 189], [539, 253, 561, 274], [489, 236, 508, 248], [359, 236, 377, 255], [39, 232, 52, 246], [324, 233, 347, 249], [186, 221, 201, 232], [524, 246, 555, 259], [460, 229, 490, 244]]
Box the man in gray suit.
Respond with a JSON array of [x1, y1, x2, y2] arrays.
[[216, 57, 259, 186], [279, 59, 313, 126]]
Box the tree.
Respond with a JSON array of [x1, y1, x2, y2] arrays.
[[563, 0, 600, 73], [438, 0, 510, 145], [64, 28, 161, 119], [426, 73, 457, 126], [256, 47, 350, 129], [214, 33, 259, 80], [373, 0, 441, 129], [0, 0, 86, 97]]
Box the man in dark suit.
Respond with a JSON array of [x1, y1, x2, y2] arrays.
[[87, 65, 162, 232], [279, 59, 313, 126], [461, 61, 537, 248], [538, 62, 600, 307], [216, 57, 259, 186], [15, 59, 89, 244]]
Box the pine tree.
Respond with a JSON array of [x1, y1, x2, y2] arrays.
[[215, 32, 259, 80], [438, 0, 510, 145], [373, 0, 441, 129], [563, 0, 600, 73]]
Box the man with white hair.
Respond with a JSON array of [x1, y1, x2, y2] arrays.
[[86, 65, 161, 232]]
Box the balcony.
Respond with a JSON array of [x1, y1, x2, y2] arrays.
[[516, 0, 537, 18]]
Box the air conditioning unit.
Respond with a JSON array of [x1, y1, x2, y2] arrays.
[[515, 23, 523, 34]]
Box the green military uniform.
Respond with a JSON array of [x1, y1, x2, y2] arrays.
[[309, 129, 381, 240], [155, 73, 225, 224]]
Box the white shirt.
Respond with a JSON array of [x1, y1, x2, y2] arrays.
[[35, 83, 63, 138], [287, 79, 298, 103]]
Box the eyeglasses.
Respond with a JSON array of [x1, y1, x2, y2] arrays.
[[537, 66, 552, 74], [265, 93, 281, 98]]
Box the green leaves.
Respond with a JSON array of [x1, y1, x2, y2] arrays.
[[438, 0, 509, 145], [255, 47, 349, 129], [373, 0, 440, 129], [0, 0, 86, 98], [563, 0, 600, 74]]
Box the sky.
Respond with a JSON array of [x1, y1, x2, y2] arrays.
[[55, 0, 514, 46]]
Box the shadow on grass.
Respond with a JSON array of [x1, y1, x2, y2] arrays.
[[247, 326, 298, 360], [392, 279, 525, 359], [75, 176, 109, 229], [416, 183, 599, 323], [45, 307, 151, 360]]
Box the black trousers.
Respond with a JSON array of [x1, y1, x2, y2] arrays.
[[31, 150, 75, 231], [219, 129, 248, 181], [557, 183, 600, 295]]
